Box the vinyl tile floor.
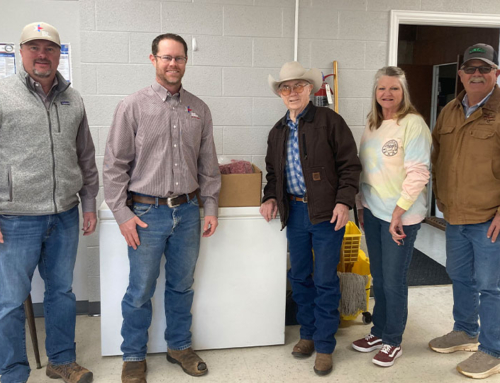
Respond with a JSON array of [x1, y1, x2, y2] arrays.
[[23, 285, 500, 383]]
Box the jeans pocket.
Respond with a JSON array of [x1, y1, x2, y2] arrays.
[[0, 214, 18, 219], [132, 203, 153, 218], [188, 196, 199, 207]]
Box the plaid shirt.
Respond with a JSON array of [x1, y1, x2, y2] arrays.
[[285, 107, 308, 196]]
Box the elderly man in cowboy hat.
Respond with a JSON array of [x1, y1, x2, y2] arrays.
[[260, 61, 361, 375]]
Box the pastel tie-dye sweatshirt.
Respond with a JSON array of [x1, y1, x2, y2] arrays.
[[357, 114, 432, 225]]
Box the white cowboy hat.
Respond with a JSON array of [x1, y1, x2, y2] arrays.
[[268, 61, 322, 97]]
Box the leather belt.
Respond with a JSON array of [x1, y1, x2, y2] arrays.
[[289, 194, 308, 203], [129, 191, 197, 208]]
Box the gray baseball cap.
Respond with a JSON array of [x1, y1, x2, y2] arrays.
[[20, 22, 61, 47], [463, 43, 498, 67]]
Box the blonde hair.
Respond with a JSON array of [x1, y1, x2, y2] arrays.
[[367, 66, 419, 130]]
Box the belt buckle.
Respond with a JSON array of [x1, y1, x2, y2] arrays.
[[167, 196, 180, 208], [302, 194, 308, 203]]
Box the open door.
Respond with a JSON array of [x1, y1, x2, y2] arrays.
[[455, 54, 464, 97], [426, 62, 458, 229]]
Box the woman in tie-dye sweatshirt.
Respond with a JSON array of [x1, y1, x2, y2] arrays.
[[351, 67, 432, 367]]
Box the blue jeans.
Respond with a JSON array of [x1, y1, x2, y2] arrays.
[[121, 196, 201, 361], [286, 199, 345, 354], [363, 208, 420, 347], [446, 220, 500, 358], [0, 206, 79, 383]]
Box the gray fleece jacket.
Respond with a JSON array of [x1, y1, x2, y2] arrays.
[[0, 67, 99, 215]]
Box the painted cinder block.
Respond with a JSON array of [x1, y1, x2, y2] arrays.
[[224, 5, 282, 37], [162, 2, 223, 35], [97, 64, 153, 95], [191, 36, 252, 67], [81, 31, 129, 63], [223, 67, 277, 97], [252, 97, 287, 127], [202, 97, 253, 126], [338, 10, 389, 41], [223, 126, 270, 155], [95, 0, 161, 32], [311, 40, 365, 69], [183, 66, 222, 96], [82, 95, 125, 126]]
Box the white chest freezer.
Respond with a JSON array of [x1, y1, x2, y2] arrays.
[[99, 202, 287, 356]]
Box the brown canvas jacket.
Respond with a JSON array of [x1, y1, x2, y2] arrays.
[[431, 85, 500, 225], [262, 102, 361, 228]]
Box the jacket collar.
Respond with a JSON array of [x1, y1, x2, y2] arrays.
[[453, 85, 500, 114], [18, 65, 70, 94], [279, 101, 317, 128]]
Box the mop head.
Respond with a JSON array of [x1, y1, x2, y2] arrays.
[[338, 272, 369, 317]]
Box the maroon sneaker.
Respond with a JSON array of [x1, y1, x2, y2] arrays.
[[372, 344, 402, 367], [352, 334, 383, 353]]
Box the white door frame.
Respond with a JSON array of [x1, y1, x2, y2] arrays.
[[388, 10, 500, 66]]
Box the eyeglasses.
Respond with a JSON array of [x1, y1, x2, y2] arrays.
[[278, 83, 310, 96], [155, 55, 187, 64], [461, 66, 497, 74]]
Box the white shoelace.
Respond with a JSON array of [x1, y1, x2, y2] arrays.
[[365, 334, 376, 341], [381, 344, 393, 354]]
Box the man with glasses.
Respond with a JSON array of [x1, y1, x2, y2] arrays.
[[0, 22, 98, 383], [104, 33, 220, 382], [260, 62, 361, 375], [430, 43, 500, 379]]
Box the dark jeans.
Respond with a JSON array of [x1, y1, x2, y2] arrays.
[[286, 200, 345, 354], [363, 208, 420, 347]]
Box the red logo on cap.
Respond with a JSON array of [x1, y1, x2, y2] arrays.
[[36, 24, 43, 33]]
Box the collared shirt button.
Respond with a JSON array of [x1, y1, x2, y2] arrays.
[[175, 182, 179, 185], [174, 144, 177, 148], [175, 163, 178, 166], [174, 125, 176, 128]]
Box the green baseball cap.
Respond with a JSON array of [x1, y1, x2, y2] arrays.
[[463, 43, 498, 67]]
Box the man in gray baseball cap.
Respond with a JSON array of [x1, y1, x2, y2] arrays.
[[0, 22, 98, 383], [429, 43, 500, 379]]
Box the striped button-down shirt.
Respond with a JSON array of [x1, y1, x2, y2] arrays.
[[285, 107, 308, 196], [103, 82, 221, 225]]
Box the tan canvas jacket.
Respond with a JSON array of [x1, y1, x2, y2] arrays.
[[431, 85, 500, 225]]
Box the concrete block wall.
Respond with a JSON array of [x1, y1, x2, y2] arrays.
[[80, 0, 500, 303]]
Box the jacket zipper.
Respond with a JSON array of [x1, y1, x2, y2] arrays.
[[7, 164, 12, 202], [54, 103, 61, 133], [46, 108, 58, 213]]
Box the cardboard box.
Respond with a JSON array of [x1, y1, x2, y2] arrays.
[[218, 164, 262, 207]]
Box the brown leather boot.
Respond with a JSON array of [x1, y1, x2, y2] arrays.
[[46, 362, 93, 383], [314, 352, 333, 376], [121, 360, 147, 383], [166, 347, 208, 376], [292, 339, 315, 358]]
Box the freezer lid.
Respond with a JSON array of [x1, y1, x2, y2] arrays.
[[98, 201, 264, 221]]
